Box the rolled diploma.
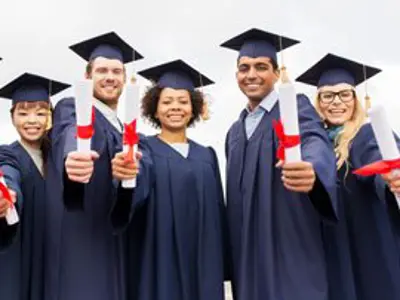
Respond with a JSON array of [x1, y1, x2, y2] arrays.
[[75, 79, 93, 153], [0, 176, 19, 225], [122, 84, 140, 188], [369, 105, 400, 208], [278, 82, 302, 162]]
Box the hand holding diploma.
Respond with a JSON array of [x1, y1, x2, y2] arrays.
[[354, 105, 400, 208], [0, 170, 18, 225], [122, 82, 140, 188]]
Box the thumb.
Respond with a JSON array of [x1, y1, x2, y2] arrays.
[[9, 190, 16, 203], [275, 160, 284, 168], [90, 151, 100, 161]]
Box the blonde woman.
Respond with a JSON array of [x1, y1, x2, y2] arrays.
[[297, 54, 400, 300]]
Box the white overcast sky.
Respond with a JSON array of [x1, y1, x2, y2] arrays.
[[1, 0, 399, 175]]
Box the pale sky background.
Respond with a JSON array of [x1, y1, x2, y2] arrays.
[[1, 0, 399, 177]]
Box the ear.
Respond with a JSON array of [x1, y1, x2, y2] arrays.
[[85, 72, 91, 80], [273, 68, 280, 83]]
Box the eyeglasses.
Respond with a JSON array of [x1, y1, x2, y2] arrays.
[[318, 89, 355, 104]]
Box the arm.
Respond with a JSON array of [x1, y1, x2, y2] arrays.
[[110, 136, 154, 232], [51, 98, 102, 210], [0, 163, 21, 250], [297, 94, 338, 221]]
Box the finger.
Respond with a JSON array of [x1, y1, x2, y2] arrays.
[[9, 190, 16, 203], [275, 160, 284, 168], [68, 175, 90, 184], [114, 172, 137, 180], [381, 172, 392, 181], [65, 159, 94, 169], [68, 152, 93, 161], [113, 165, 138, 177], [66, 167, 94, 177], [390, 180, 400, 189], [282, 177, 315, 187], [90, 151, 100, 160], [282, 169, 315, 179], [135, 151, 143, 161], [283, 161, 313, 171], [283, 182, 311, 193]]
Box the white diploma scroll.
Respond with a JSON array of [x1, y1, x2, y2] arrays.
[[74, 79, 94, 153], [0, 175, 19, 225], [369, 105, 400, 208], [278, 82, 302, 162], [122, 84, 140, 189]]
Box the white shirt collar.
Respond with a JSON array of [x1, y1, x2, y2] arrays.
[[246, 89, 279, 113], [92, 98, 122, 133]]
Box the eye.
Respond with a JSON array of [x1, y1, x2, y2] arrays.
[[238, 65, 249, 72], [96, 67, 108, 74], [256, 64, 269, 71], [113, 69, 123, 75]]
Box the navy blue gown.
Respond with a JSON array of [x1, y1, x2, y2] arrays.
[[336, 124, 400, 300], [44, 98, 128, 300], [225, 94, 337, 300], [112, 135, 227, 300], [0, 141, 46, 300]]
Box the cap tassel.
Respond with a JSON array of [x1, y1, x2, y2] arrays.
[[365, 95, 371, 112], [46, 109, 52, 130], [201, 100, 210, 120]]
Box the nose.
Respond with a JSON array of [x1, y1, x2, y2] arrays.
[[27, 113, 37, 123], [246, 66, 257, 80], [331, 94, 342, 105]]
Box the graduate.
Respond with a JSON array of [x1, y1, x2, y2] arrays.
[[220, 28, 337, 300], [0, 73, 69, 300], [44, 32, 144, 300], [110, 59, 227, 300], [297, 54, 400, 300]]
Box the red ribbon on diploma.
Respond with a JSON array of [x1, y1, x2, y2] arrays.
[[353, 158, 400, 176], [0, 170, 14, 208], [76, 107, 95, 139], [273, 119, 301, 161], [123, 119, 139, 163]]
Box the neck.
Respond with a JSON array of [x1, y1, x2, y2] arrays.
[[158, 128, 187, 144], [247, 90, 272, 111], [20, 138, 41, 151], [94, 97, 118, 111]]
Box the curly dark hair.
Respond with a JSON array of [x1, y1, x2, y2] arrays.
[[141, 85, 205, 128]]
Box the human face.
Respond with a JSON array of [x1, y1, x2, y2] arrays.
[[318, 83, 356, 126], [86, 57, 126, 108], [155, 88, 193, 132], [12, 101, 49, 146], [236, 56, 280, 103]]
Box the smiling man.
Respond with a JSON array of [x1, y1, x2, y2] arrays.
[[44, 32, 144, 300], [221, 28, 338, 300]]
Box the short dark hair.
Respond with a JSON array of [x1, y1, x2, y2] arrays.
[[237, 56, 279, 71], [85, 58, 126, 76], [141, 85, 204, 129]]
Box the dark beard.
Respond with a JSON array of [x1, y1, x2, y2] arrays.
[[93, 89, 120, 107]]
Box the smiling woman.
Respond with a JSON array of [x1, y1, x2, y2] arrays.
[[0, 72, 69, 300]]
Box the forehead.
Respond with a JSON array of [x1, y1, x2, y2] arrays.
[[159, 87, 191, 98], [14, 101, 49, 110], [238, 56, 272, 66], [319, 83, 354, 93], [92, 57, 124, 69]]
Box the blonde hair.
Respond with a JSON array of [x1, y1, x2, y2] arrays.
[[315, 91, 366, 169]]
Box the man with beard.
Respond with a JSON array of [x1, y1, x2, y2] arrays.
[[220, 28, 337, 300], [44, 32, 144, 300]]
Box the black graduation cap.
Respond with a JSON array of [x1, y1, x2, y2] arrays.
[[296, 53, 381, 88], [69, 31, 144, 64], [220, 28, 300, 62], [138, 59, 214, 91], [0, 73, 70, 105]]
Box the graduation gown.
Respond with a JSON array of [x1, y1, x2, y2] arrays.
[[113, 136, 226, 300], [0, 141, 46, 300], [44, 98, 127, 300], [225, 94, 337, 300], [337, 123, 400, 300]]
